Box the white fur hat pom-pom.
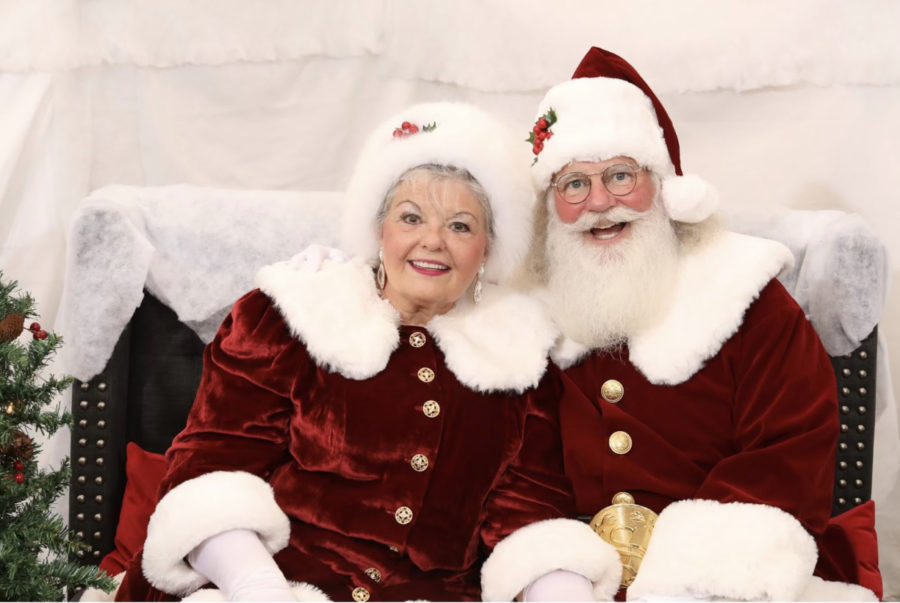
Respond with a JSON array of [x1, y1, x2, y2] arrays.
[[661, 173, 719, 223]]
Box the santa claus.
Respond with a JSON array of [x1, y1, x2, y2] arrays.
[[482, 47, 881, 602]]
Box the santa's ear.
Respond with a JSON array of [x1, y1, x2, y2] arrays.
[[661, 174, 719, 223]]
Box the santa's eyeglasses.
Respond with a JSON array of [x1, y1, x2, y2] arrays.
[[551, 164, 645, 204]]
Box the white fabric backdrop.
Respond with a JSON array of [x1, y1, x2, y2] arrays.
[[0, 0, 898, 597]]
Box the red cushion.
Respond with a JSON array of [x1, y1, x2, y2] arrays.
[[98, 442, 167, 576], [814, 500, 882, 600]]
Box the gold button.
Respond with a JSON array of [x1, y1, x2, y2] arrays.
[[410, 454, 429, 472], [609, 431, 632, 455], [395, 506, 414, 524], [364, 567, 382, 582], [352, 586, 370, 602], [409, 331, 427, 348], [422, 400, 440, 418], [417, 367, 435, 383], [600, 379, 625, 403]]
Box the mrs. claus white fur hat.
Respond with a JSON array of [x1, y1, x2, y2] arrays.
[[341, 102, 534, 283], [529, 47, 719, 223]]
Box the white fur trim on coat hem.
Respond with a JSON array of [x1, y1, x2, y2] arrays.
[[181, 581, 331, 601], [626, 499, 817, 601], [481, 518, 622, 601], [142, 471, 291, 596]]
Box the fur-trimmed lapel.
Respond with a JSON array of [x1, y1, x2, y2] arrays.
[[552, 230, 794, 385], [256, 256, 558, 393]]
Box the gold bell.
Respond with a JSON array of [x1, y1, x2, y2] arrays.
[[589, 492, 658, 588]]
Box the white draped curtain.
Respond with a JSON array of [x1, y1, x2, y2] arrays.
[[1, 0, 898, 597]]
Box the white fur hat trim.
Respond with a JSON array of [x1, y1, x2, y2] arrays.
[[142, 471, 291, 596], [341, 101, 534, 283], [531, 77, 717, 223]]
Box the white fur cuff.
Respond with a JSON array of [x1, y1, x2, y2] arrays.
[[627, 500, 817, 601], [481, 518, 622, 601], [142, 471, 291, 596]]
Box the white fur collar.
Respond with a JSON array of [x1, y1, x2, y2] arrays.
[[256, 256, 558, 393], [551, 230, 794, 384]]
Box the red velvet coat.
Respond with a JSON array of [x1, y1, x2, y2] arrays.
[[116, 259, 579, 602]]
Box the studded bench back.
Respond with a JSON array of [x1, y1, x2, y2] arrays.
[[67, 293, 880, 571]]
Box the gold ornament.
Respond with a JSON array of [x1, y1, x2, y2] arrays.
[[5, 401, 15, 415], [590, 492, 658, 588]]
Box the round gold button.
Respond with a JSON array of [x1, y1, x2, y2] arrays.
[[609, 431, 632, 455], [364, 567, 382, 582], [410, 454, 429, 472], [395, 506, 414, 524], [600, 379, 625, 403], [422, 400, 440, 417], [417, 367, 435, 383], [409, 331, 427, 348], [352, 586, 370, 602]]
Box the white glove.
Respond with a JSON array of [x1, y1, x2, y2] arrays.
[[523, 569, 595, 601], [187, 528, 296, 601], [287, 244, 349, 272]]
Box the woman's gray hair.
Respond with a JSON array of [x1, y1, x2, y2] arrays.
[[375, 164, 495, 242]]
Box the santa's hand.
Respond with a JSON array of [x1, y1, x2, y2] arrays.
[[287, 244, 348, 272], [524, 569, 596, 601], [187, 528, 296, 601]]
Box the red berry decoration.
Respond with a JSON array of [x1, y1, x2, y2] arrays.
[[13, 461, 24, 471], [14, 472, 25, 484], [29, 322, 41, 331], [526, 108, 557, 162], [392, 120, 436, 140], [33, 330, 48, 340]]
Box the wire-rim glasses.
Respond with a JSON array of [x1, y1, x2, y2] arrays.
[[552, 164, 644, 204]]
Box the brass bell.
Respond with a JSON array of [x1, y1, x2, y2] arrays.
[[589, 492, 658, 588]]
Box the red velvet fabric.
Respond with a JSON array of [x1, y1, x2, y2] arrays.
[[115, 289, 575, 601], [99, 442, 167, 577], [560, 279, 877, 588], [815, 501, 882, 599]]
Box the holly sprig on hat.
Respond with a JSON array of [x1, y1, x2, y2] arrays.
[[393, 121, 437, 138], [527, 108, 556, 163]]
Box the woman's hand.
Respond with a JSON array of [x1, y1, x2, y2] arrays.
[[187, 528, 296, 601], [287, 244, 349, 272]]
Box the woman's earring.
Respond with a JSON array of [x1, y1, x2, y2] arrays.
[[473, 263, 485, 304], [376, 247, 386, 290]]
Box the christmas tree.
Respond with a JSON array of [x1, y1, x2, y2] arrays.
[[0, 272, 115, 600]]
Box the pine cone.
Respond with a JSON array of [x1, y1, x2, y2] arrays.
[[0, 312, 25, 343], [0, 430, 34, 460]]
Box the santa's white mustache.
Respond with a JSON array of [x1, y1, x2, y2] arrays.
[[556, 206, 647, 233]]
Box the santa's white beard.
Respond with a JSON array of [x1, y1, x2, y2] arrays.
[[544, 202, 680, 351]]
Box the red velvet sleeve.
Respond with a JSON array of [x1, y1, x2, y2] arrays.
[[694, 280, 838, 535], [480, 370, 577, 549], [158, 289, 303, 497]]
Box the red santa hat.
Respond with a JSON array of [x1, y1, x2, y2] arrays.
[[341, 102, 534, 283], [529, 47, 718, 223]]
